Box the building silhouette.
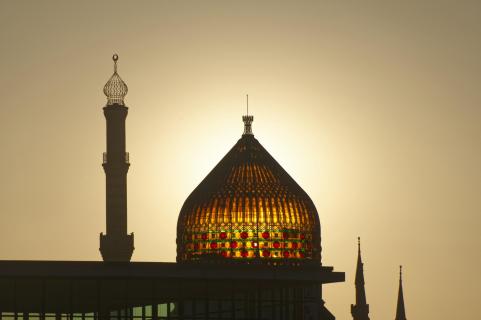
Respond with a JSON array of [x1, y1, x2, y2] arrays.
[[0, 56, 407, 320], [395, 266, 407, 320], [100, 54, 134, 262], [349, 241, 408, 320], [0, 56, 346, 319], [351, 238, 369, 320]]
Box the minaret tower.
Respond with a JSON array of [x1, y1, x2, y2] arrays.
[[395, 266, 407, 320], [351, 237, 370, 320], [99, 54, 134, 262]]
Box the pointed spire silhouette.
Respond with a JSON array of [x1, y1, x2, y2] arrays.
[[351, 237, 370, 320], [395, 265, 407, 320]]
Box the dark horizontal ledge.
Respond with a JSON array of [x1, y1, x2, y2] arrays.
[[0, 260, 344, 284]]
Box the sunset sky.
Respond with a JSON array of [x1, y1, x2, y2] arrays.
[[1, 1, 480, 319]]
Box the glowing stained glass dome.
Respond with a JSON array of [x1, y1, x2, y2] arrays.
[[176, 115, 321, 264]]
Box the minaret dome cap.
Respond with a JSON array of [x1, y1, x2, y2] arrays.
[[103, 54, 128, 106]]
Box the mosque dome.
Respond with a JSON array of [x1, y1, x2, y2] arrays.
[[176, 115, 321, 264]]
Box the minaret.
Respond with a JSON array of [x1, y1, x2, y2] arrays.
[[395, 266, 407, 320], [351, 237, 370, 320], [99, 54, 134, 262]]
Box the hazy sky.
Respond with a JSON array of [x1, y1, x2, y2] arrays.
[[1, 1, 480, 319]]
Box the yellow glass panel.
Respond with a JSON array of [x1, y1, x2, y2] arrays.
[[200, 205, 207, 225], [238, 197, 243, 223], [212, 198, 219, 224], [251, 198, 256, 223], [231, 197, 237, 223], [271, 198, 278, 223], [282, 198, 290, 224], [277, 198, 283, 224], [224, 197, 230, 223]]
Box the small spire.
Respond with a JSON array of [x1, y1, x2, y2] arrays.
[[351, 236, 369, 320], [399, 265, 402, 281], [103, 54, 128, 106], [395, 265, 407, 320], [355, 237, 365, 287], [242, 94, 253, 136]]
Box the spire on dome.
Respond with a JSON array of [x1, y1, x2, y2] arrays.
[[351, 237, 370, 320], [103, 54, 128, 106], [242, 94, 253, 135], [395, 265, 407, 320]]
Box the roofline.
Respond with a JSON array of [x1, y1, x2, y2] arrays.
[[0, 260, 344, 283]]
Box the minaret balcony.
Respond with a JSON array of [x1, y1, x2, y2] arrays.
[[102, 152, 130, 164]]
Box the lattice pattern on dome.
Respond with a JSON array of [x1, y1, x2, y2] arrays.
[[103, 54, 128, 105], [177, 130, 321, 264]]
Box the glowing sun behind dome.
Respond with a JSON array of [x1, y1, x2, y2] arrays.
[[177, 113, 321, 264]]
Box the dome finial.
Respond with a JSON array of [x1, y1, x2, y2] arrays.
[[242, 94, 253, 135], [358, 236, 361, 254], [103, 53, 128, 106], [112, 54, 118, 72], [399, 265, 403, 281]]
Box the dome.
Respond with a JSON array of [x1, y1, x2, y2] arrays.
[[103, 54, 128, 106], [176, 116, 321, 264]]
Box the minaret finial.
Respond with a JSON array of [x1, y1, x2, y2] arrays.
[[242, 94, 253, 136], [113, 54, 118, 73], [399, 265, 402, 281], [103, 53, 128, 106], [358, 236, 361, 253]]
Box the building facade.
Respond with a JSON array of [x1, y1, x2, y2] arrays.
[[0, 56, 345, 320]]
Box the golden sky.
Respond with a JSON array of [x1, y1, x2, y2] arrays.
[[1, 1, 480, 319]]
